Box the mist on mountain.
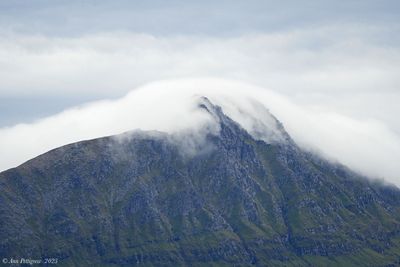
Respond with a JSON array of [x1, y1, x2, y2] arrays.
[[0, 79, 399, 186]]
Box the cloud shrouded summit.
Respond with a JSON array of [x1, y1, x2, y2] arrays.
[[0, 79, 399, 186]]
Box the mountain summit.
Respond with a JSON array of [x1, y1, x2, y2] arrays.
[[1, 98, 400, 266]]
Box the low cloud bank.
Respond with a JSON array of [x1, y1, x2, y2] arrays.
[[1, 28, 399, 134], [0, 78, 399, 186]]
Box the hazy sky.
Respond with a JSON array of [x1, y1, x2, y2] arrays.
[[1, 0, 399, 125], [1, 1, 400, 184], [1, 1, 399, 36]]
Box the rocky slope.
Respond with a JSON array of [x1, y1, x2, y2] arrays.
[[1, 98, 400, 266]]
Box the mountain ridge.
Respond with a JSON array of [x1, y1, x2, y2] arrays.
[[1, 98, 400, 266]]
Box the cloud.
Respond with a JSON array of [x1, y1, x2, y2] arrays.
[[0, 78, 400, 187], [1, 26, 399, 98], [0, 20, 399, 186], [1, 27, 399, 141]]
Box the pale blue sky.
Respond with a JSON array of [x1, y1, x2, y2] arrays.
[[1, 0, 399, 37]]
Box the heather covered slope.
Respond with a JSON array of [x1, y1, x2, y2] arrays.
[[1, 100, 400, 266]]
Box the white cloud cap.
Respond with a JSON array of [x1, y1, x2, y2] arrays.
[[1, 78, 400, 186]]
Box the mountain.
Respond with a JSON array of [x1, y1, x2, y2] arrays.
[[1, 97, 400, 266]]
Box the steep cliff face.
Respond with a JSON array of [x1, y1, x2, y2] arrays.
[[1, 99, 400, 266]]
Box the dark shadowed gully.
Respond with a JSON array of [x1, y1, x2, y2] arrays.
[[1, 98, 400, 266]]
